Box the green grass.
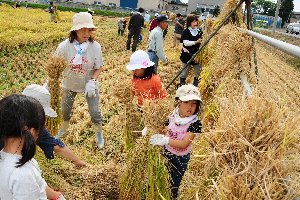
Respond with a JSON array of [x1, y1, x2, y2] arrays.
[[1, 1, 129, 17]]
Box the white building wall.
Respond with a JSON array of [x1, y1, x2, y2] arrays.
[[74, 0, 120, 6], [188, 0, 226, 14], [138, 0, 160, 10]]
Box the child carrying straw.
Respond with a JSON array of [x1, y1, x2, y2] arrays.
[[149, 84, 202, 199], [126, 50, 167, 108]]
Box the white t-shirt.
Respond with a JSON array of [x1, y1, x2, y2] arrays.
[[0, 150, 47, 200], [54, 39, 103, 92]]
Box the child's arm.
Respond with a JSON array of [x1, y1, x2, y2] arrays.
[[168, 132, 196, 149], [150, 121, 201, 147]]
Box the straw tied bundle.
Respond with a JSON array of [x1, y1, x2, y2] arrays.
[[45, 56, 67, 135], [119, 98, 174, 200], [188, 97, 300, 199]]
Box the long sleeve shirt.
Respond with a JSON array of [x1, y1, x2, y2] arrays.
[[128, 12, 144, 30], [147, 26, 167, 64]]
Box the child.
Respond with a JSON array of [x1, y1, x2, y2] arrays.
[[150, 84, 202, 199], [126, 50, 167, 108], [0, 94, 50, 199]]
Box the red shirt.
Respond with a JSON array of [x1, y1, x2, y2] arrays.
[[132, 74, 167, 106], [149, 19, 158, 32]]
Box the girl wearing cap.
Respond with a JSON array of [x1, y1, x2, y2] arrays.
[[179, 15, 203, 87], [54, 12, 104, 149], [126, 50, 167, 108], [149, 84, 202, 199], [0, 94, 57, 199]]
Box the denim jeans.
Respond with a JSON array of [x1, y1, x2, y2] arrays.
[[179, 63, 201, 79], [61, 88, 102, 124], [164, 149, 190, 199], [147, 50, 159, 74]]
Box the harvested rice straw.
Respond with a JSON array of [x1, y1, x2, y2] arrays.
[[184, 96, 300, 199], [119, 137, 171, 200], [120, 98, 174, 200], [45, 56, 67, 135], [141, 98, 173, 134]]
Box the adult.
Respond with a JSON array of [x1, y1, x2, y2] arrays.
[[48, 2, 54, 22], [144, 11, 151, 26], [147, 15, 168, 73], [126, 7, 145, 52], [54, 12, 104, 149], [179, 15, 203, 87], [149, 13, 159, 32], [0, 94, 65, 200], [173, 13, 185, 48]]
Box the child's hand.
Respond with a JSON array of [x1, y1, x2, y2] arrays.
[[150, 134, 169, 146]]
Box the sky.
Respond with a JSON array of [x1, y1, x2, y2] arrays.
[[180, 0, 300, 12]]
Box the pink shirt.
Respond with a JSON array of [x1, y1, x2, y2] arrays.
[[166, 115, 198, 156]]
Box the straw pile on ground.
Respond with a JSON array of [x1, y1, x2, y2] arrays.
[[44, 56, 67, 135]]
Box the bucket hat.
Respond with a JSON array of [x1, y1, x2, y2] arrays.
[[175, 84, 202, 102], [126, 50, 155, 71], [70, 12, 96, 31], [22, 84, 57, 118]]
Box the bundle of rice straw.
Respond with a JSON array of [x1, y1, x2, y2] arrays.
[[119, 98, 174, 200], [184, 96, 300, 199], [45, 56, 67, 135]]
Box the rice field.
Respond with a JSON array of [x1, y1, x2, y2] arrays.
[[1, 1, 300, 199]]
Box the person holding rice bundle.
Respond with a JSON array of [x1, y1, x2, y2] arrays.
[[0, 84, 87, 168], [149, 84, 202, 199], [126, 50, 167, 109], [54, 12, 104, 149], [0, 94, 66, 200], [179, 15, 203, 87]]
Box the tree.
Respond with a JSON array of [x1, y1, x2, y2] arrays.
[[213, 5, 220, 17], [279, 0, 294, 27], [251, 0, 276, 16]]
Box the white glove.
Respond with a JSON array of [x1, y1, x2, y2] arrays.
[[85, 79, 99, 98], [149, 134, 169, 146], [141, 127, 148, 136]]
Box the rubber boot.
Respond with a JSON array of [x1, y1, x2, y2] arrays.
[[55, 121, 70, 139], [92, 124, 104, 149], [193, 77, 199, 87], [179, 78, 186, 87]]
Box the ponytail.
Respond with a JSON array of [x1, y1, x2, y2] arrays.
[[16, 130, 36, 168]]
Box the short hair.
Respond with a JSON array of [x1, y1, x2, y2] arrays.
[[138, 7, 144, 13], [186, 15, 198, 27], [176, 13, 182, 17]]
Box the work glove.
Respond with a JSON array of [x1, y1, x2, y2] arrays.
[[141, 127, 148, 136], [149, 134, 169, 146], [85, 79, 99, 98]]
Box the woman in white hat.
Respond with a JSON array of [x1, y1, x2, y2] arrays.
[[149, 84, 203, 199], [54, 12, 104, 149], [126, 50, 167, 108]]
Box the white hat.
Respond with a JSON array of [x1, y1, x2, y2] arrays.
[[22, 84, 57, 118], [155, 13, 159, 17], [70, 12, 96, 31], [126, 50, 155, 71], [175, 84, 202, 102]]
